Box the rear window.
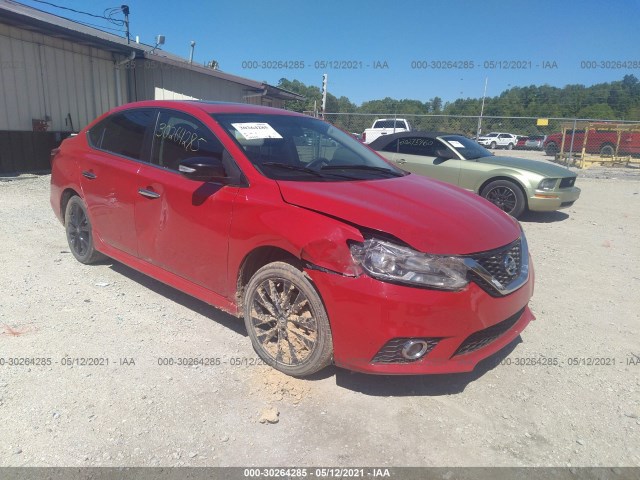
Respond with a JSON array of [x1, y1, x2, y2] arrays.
[[373, 120, 407, 129], [88, 109, 156, 160]]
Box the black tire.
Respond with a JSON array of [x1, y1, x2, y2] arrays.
[[507, 143, 514, 150], [243, 262, 333, 377], [545, 142, 558, 156], [481, 179, 526, 218], [599, 143, 615, 156], [490, 141, 497, 149], [64, 196, 104, 264]]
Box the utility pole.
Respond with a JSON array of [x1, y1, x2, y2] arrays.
[[476, 77, 488, 138], [121, 5, 130, 44], [321, 74, 328, 119]]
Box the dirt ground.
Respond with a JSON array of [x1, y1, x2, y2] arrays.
[[0, 164, 639, 467]]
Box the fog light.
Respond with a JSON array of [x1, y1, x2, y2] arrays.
[[401, 340, 429, 360]]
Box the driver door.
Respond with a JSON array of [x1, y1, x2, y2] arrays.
[[387, 136, 462, 186]]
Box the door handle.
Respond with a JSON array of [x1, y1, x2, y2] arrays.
[[82, 170, 96, 180], [138, 188, 160, 199]]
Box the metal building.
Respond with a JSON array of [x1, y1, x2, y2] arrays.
[[0, 0, 303, 173]]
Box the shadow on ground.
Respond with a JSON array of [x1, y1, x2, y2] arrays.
[[103, 259, 523, 396], [108, 261, 246, 337], [519, 210, 569, 223]]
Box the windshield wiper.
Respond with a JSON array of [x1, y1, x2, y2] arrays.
[[261, 162, 354, 179], [320, 164, 405, 177]]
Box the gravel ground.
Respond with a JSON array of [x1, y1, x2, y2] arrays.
[[0, 169, 639, 467]]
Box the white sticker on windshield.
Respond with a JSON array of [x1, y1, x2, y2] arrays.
[[232, 122, 283, 140], [448, 140, 465, 149]]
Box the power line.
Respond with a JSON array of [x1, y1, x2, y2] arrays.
[[25, 0, 124, 25]]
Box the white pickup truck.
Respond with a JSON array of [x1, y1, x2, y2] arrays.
[[362, 118, 412, 144]]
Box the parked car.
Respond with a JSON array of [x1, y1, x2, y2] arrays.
[[524, 135, 547, 150], [476, 132, 518, 149], [362, 118, 412, 144], [51, 101, 534, 377], [515, 136, 528, 149], [370, 131, 580, 218], [544, 129, 640, 156]]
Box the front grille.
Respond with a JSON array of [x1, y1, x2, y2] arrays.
[[469, 239, 521, 287], [452, 308, 525, 357], [371, 337, 440, 364], [560, 177, 576, 188]]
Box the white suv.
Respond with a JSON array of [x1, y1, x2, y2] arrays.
[[477, 132, 518, 150]]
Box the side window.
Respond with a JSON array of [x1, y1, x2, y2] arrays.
[[88, 109, 156, 161], [152, 111, 226, 171], [397, 137, 441, 156]]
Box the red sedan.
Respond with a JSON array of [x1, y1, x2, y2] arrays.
[[50, 101, 535, 377]]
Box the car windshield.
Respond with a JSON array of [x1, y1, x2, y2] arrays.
[[441, 135, 493, 160], [212, 113, 405, 182]]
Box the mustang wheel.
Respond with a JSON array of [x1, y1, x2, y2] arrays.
[[65, 196, 103, 264], [243, 262, 333, 377], [481, 180, 526, 218]]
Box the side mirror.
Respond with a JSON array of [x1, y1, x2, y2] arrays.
[[434, 148, 456, 160], [179, 157, 228, 182]]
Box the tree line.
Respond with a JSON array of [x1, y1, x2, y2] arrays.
[[278, 75, 640, 136]]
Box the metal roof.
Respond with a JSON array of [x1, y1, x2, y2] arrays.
[[0, 0, 304, 101]]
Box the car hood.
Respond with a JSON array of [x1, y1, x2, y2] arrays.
[[276, 174, 520, 255], [476, 156, 575, 178]]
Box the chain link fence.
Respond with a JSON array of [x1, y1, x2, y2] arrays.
[[319, 113, 640, 167]]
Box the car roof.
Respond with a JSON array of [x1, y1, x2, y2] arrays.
[[368, 130, 462, 149], [108, 100, 307, 117]]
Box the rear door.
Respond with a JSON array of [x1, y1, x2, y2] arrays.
[[82, 109, 157, 256], [135, 109, 241, 295]]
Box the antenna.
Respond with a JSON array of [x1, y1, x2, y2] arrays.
[[189, 41, 196, 64]]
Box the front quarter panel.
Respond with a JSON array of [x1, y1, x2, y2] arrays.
[[461, 164, 538, 196], [226, 181, 365, 296]]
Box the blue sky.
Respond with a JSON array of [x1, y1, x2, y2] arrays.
[[19, 0, 640, 105]]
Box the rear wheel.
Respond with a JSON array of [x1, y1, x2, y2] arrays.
[[243, 262, 333, 377], [507, 143, 514, 150], [64, 196, 104, 264], [481, 180, 526, 218], [599, 143, 615, 156]]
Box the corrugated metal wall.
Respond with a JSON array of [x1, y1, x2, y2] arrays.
[[132, 58, 248, 103], [131, 58, 284, 108], [0, 22, 124, 132]]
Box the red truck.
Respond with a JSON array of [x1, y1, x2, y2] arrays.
[[544, 127, 640, 156]]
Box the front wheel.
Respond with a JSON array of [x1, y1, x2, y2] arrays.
[[490, 141, 497, 149], [243, 262, 333, 377], [545, 142, 558, 156], [481, 180, 526, 218], [64, 196, 104, 264]]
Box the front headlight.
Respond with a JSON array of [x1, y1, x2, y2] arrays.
[[349, 239, 469, 290], [537, 178, 558, 191]]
